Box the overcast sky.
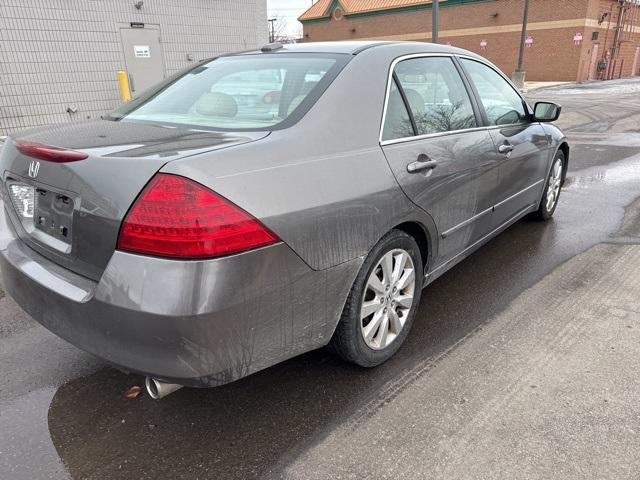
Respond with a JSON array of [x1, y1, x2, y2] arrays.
[[267, 0, 316, 37]]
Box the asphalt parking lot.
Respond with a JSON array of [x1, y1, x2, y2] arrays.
[[2, 78, 640, 479]]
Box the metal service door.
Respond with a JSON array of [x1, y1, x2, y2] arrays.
[[120, 26, 165, 95]]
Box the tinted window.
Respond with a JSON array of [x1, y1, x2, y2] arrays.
[[394, 57, 477, 135], [109, 55, 340, 130], [382, 79, 415, 141], [461, 59, 528, 126]]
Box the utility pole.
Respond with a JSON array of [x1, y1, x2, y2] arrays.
[[268, 18, 277, 43], [432, 0, 439, 43], [512, 0, 529, 89]]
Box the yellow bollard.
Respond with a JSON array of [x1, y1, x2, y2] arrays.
[[117, 71, 131, 102]]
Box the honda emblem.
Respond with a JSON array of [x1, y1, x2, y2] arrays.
[[28, 160, 40, 179]]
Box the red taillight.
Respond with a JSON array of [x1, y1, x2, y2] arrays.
[[15, 140, 88, 163], [117, 174, 279, 259]]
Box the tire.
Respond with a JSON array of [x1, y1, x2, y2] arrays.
[[534, 150, 565, 221], [329, 229, 423, 367]]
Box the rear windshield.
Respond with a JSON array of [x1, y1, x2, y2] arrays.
[[108, 53, 347, 131]]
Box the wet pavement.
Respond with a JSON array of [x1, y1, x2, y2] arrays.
[[2, 78, 640, 479]]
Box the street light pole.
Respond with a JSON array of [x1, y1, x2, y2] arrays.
[[512, 0, 530, 89], [268, 18, 277, 43], [432, 0, 439, 43]]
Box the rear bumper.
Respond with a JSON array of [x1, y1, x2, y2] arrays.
[[0, 202, 361, 387]]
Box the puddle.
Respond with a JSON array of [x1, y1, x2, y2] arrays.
[[565, 152, 640, 189]]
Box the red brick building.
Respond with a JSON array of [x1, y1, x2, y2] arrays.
[[299, 0, 640, 82]]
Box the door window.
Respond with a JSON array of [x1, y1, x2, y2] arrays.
[[394, 57, 477, 136], [460, 59, 528, 126], [382, 78, 415, 141]]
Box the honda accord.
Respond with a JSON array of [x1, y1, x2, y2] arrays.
[[0, 41, 567, 398]]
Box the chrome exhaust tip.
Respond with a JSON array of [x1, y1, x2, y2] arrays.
[[145, 377, 183, 400]]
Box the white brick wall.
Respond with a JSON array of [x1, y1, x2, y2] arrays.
[[0, 0, 268, 135]]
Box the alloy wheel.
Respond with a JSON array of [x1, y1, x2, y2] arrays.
[[360, 248, 416, 350], [546, 158, 563, 212]]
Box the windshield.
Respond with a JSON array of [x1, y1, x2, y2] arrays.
[[108, 53, 346, 131]]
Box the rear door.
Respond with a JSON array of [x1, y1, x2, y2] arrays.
[[459, 58, 550, 227], [380, 55, 499, 266]]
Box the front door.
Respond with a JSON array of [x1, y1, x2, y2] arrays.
[[487, 124, 550, 224], [120, 26, 165, 96], [459, 58, 550, 228], [380, 56, 499, 266]]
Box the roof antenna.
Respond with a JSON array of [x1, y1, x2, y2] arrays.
[[261, 42, 284, 52]]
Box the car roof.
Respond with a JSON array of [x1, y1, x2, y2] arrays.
[[236, 40, 478, 57]]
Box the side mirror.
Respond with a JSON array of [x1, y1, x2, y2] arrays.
[[533, 101, 562, 122]]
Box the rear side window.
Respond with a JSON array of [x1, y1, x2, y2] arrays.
[[109, 54, 345, 130], [460, 59, 528, 126], [382, 79, 415, 141], [394, 57, 477, 136]]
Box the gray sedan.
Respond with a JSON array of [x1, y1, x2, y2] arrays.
[[0, 41, 567, 399]]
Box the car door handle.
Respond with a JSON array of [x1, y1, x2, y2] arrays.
[[498, 143, 514, 155], [407, 156, 437, 173]]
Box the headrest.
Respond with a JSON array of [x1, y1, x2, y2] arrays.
[[194, 92, 238, 117]]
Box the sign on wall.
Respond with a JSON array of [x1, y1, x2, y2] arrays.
[[480, 39, 487, 50], [134, 45, 151, 58], [573, 33, 583, 45], [525, 36, 534, 48]]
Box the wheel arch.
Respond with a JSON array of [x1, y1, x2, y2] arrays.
[[393, 220, 432, 274]]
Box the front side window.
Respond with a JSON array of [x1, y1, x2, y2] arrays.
[[394, 57, 477, 136], [108, 54, 343, 130], [460, 59, 528, 126]]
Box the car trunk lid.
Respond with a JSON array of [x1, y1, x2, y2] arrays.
[[1, 120, 268, 281]]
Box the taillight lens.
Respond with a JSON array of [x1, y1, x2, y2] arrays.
[[15, 140, 88, 162], [117, 174, 279, 259]]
